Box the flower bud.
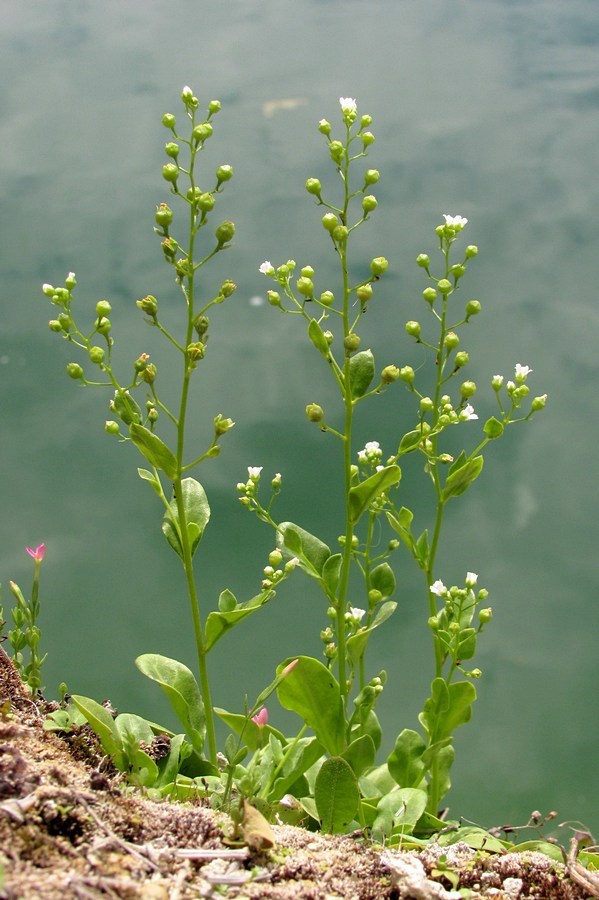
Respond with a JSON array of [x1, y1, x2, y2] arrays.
[[88, 346, 105, 365], [187, 341, 205, 361], [370, 257, 388, 276], [208, 99, 221, 114], [192, 122, 213, 143], [491, 374, 504, 391], [318, 118, 332, 135], [165, 141, 179, 158], [95, 318, 111, 336], [320, 627, 334, 643], [305, 177, 322, 196], [323, 331, 334, 345], [368, 589, 382, 606], [362, 195, 377, 213], [147, 407, 158, 423], [162, 113, 176, 130], [215, 220, 235, 246], [66, 362, 84, 380], [437, 279, 452, 295], [450, 264, 466, 280], [531, 394, 548, 411], [319, 290, 334, 306], [140, 363, 157, 384], [65, 272, 77, 290], [420, 396, 434, 413], [322, 212, 338, 232], [362, 131, 375, 147], [405, 320, 421, 338], [48, 318, 63, 332], [214, 414, 234, 435], [162, 163, 179, 184], [42, 283, 55, 297], [155, 203, 173, 227], [137, 295, 158, 316], [57, 312, 72, 332], [216, 164, 233, 186], [465, 245, 478, 258], [267, 290, 281, 307], [306, 402, 324, 422], [96, 300, 112, 318], [162, 237, 178, 261], [477, 588, 489, 600], [399, 365, 415, 384], [344, 333, 361, 352], [465, 299, 481, 317], [444, 331, 459, 350], [460, 380, 477, 398], [454, 351, 469, 367], [296, 276, 314, 297], [197, 192, 215, 212], [271, 472, 282, 489], [221, 280, 236, 298], [301, 266, 315, 278], [479, 607, 493, 624], [364, 169, 380, 185], [356, 284, 373, 302], [416, 253, 430, 268], [381, 365, 400, 384], [360, 114, 372, 127], [423, 287, 437, 305], [324, 642, 337, 660], [269, 549, 283, 568], [332, 225, 349, 243], [329, 140, 345, 163], [105, 420, 120, 435]]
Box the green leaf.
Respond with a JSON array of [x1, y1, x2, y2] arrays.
[[205, 589, 275, 651], [387, 728, 426, 789], [385, 507, 415, 552], [373, 787, 428, 839], [269, 737, 325, 802], [162, 477, 210, 560], [415, 529, 429, 569], [112, 390, 142, 426], [314, 756, 360, 833], [349, 708, 383, 753], [218, 588, 237, 613], [135, 654, 206, 755], [483, 416, 504, 439], [349, 349, 375, 399], [154, 733, 188, 789], [441, 454, 483, 502], [347, 601, 397, 667], [398, 429, 422, 454], [276, 522, 330, 577], [70, 695, 125, 769], [419, 678, 476, 742], [137, 467, 163, 496], [457, 628, 477, 660], [308, 318, 330, 356], [370, 562, 396, 598], [130, 423, 178, 479], [276, 656, 344, 756], [349, 465, 401, 524], [322, 553, 343, 597], [341, 734, 376, 778], [213, 707, 286, 753]]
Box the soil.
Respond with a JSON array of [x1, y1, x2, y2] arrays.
[[0, 647, 597, 900]]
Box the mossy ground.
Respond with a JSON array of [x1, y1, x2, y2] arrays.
[[0, 648, 596, 899]]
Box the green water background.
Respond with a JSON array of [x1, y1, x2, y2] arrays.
[[1, 0, 597, 835]]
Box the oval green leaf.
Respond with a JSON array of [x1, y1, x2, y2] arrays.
[[314, 756, 360, 833], [349, 349, 375, 399], [130, 423, 178, 479]]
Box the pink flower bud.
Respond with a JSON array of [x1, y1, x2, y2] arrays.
[[251, 707, 268, 728], [26, 543, 46, 562]]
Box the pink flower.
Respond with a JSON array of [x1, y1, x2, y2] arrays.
[[281, 658, 299, 678], [251, 707, 268, 728], [26, 544, 46, 562]]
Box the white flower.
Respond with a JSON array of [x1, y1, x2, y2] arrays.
[[349, 607, 366, 622], [247, 466, 263, 481], [443, 214, 468, 230], [259, 260, 275, 275], [364, 440, 380, 453], [339, 97, 357, 115], [466, 572, 478, 588], [181, 85, 194, 100], [460, 404, 478, 421], [430, 580, 447, 597], [514, 363, 532, 381]]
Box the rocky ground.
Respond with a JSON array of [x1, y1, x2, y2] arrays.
[[1, 647, 597, 899]]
